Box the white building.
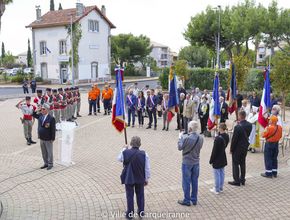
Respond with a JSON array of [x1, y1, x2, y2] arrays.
[[256, 41, 287, 64], [150, 41, 177, 68], [26, 3, 115, 84], [16, 52, 28, 66]]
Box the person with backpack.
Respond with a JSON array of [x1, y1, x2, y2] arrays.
[[209, 123, 229, 194]]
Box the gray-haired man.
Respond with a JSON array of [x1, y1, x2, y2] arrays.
[[177, 121, 203, 206], [118, 136, 150, 219]]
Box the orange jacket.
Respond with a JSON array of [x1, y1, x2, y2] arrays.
[[94, 86, 100, 97], [263, 124, 282, 143], [102, 89, 112, 100], [88, 89, 98, 100], [108, 87, 114, 97]]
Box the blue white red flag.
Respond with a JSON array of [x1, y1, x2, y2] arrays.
[[227, 63, 237, 114], [258, 68, 271, 128], [167, 66, 179, 122], [112, 68, 126, 132], [208, 74, 221, 130]]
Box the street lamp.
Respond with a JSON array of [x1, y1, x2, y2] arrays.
[[213, 5, 221, 69], [70, 14, 75, 86]]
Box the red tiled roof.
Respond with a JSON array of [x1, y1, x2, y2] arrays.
[[26, 6, 115, 29]]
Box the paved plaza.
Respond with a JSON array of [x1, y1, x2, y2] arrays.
[[0, 94, 290, 220]]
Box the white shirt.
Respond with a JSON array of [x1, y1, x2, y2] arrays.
[[117, 147, 151, 181]]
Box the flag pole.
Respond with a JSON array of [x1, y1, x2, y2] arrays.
[[120, 66, 128, 145]]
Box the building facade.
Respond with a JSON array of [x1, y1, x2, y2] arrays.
[[26, 4, 115, 84], [150, 41, 177, 68]]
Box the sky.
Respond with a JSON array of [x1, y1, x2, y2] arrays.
[[0, 0, 288, 55]]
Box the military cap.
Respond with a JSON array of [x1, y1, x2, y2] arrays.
[[46, 88, 52, 92], [58, 88, 63, 92], [36, 90, 42, 93], [52, 89, 57, 93], [64, 88, 69, 91], [25, 96, 31, 100]]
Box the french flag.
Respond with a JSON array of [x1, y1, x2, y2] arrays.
[[227, 63, 237, 114], [208, 74, 221, 130], [258, 68, 271, 128]]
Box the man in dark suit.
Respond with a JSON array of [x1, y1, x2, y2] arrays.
[[228, 110, 252, 186], [126, 89, 137, 127], [146, 89, 158, 130], [219, 97, 228, 123], [33, 103, 56, 170]]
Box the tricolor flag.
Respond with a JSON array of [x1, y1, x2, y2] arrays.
[[227, 63, 237, 114], [167, 66, 179, 122], [208, 74, 221, 130], [112, 68, 126, 132], [258, 68, 271, 128]]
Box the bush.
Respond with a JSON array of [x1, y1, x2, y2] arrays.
[[187, 68, 228, 90], [158, 67, 170, 90], [35, 76, 43, 82], [244, 68, 264, 92]]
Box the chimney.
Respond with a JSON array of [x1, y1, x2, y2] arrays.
[[101, 5, 106, 16], [76, 2, 84, 17], [35, 5, 41, 21]]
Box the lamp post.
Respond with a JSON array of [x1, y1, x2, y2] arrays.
[[217, 5, 221, 69], [70, 14, 74, 86]]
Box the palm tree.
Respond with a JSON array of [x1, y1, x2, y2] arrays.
[[0, 0, 13, 32]]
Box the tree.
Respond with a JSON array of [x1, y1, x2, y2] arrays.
[[271, 48, 290, 121], [27, 39, 32, 67], [178, 46, 209, 68], [0, 0, 13, 31], [2, 51, 15, 68], [50, 0, 55, 11], [1, 42, 5, 60], [174, 60, 189, 86], [111, 34, 151, 66], [58, 3, 62, 10]]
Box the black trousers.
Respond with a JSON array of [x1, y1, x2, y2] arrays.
[[97, 97, 100, 112], [200, 117, 208, 133], [31, 87, 36, 93], [125, 184, 145, 218], [148, 109, 157, 127], [137, 110, 144, 125], [232, 148, 248, 183], [23, 87, 29, 94], [176, 113, 184, 129]]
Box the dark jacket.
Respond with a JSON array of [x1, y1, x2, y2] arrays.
[[137, 97, 146, 110], [198, 103, 209, 119], [146, 95, 158, 110], [230, 120, 252, 153], [250, 96, 260, 108], [210, 133, 229, 169], [236, 94, 243, 108], [126, 94, 137, 110], [33, 112, 56, 141], [220, 102, 229, 123], [121, 148, 146, 185]]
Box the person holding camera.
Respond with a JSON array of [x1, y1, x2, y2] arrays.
[[177, 121, 203, 206]]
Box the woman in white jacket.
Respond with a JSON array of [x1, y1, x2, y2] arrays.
[[247, 106, 260, 153]]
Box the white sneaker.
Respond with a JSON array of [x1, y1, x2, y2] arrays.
[[210, 188, 219, 195], [219, 189, 224, 193]]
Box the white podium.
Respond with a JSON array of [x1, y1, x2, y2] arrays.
[[58, 121, 77, 166]]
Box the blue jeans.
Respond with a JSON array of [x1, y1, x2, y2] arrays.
[[213, 168, 225, 192], [182, 163, 199, 205], [128, 108, 135, 126], [264, 142, 279, 176]]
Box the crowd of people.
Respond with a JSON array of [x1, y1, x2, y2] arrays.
[[15, 81, 284, 219]]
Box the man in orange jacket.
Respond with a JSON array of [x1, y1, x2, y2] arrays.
[[108, 84, 114, 114], [88, 85, 99, 115], [102, 85, 113, 115], [261, 115, 282, 178], [94, 84, 101, 113]]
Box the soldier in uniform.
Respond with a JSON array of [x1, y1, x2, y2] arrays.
[[72, 87, 78, 120], [52, 89, 61, 124], [75, 86, 82, 117], [34, 90, 45, 107], [58, 88, 66, 121], [44, 88, 54, 116], [16, 96, 37, 145], [66, 87, 74, 121]]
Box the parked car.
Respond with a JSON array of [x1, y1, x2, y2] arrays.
[[24, 68, 33, 74]]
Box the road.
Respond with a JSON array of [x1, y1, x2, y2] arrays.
[[0, 79, 159, 98]]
